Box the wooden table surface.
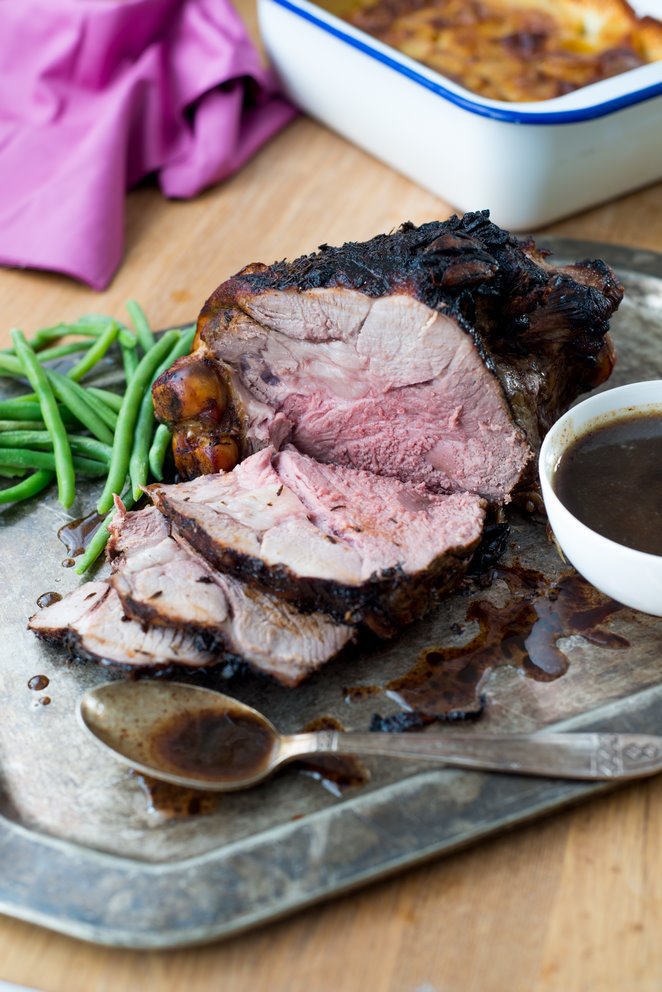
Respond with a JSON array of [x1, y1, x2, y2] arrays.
[[1, 8, 661, 988]]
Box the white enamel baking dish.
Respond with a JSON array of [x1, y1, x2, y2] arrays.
[[258, 0, 662, 228]]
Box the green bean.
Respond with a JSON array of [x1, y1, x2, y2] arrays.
[[3, 343, 105, 377], [0, 470, 54, 504], [33, 340, 95, 363], [72, 456, 110, 477], [10, 330, 75, 508], [148, 423, 171, 482], [117, 326, 138, 350], [0, 448, 106, 477], [87, 387, 123, 412], [0, 431, 113, 463], [0, 316, 130, 357], [75, 314, 134, 349], [129, 390, 157, 500], [126, 300, 155, 354], [0, 400, 78, 429], [0, 420, 47, 431], [168, 325, 196, 356], [75, 490, 136, 574], [0, 431, 53, 449], [32, 324, 91, 347], [70, 314, 117, 329], [68, 322, 119, 381], [81, 391, 118, 430], [77, 388, 118, 430], [0, 430, 52, 448], [0, 336, 88, 358], [0, 400, 47, 421], [121, 341, 139, 382], [128, 327, 195, 499], [74, 515, 112, 574], [1, 328, 96, 358], [0, 466, 28, 479], [66, 458, 107, 477], [47, 371, 115, 444], [69, 437, 113, 462], [96, 330, 180, 514], [0, 353, 23, 378], [32, 315, 120, 348], [144, 324, 195, 384], [32, 319, 109, 348], [4, 393, 38, 404]]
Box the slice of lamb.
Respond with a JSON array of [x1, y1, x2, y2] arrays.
[[147, 446, 485, 635], [28, 582, 218, 671], [108, 505, 355, 685]]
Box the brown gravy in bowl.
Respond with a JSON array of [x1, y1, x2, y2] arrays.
[[553, 412, 662, 556]]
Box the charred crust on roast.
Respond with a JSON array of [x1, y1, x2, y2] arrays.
[[197, 211, 618, 333]]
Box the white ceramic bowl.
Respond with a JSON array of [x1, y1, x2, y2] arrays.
[[539, 380, 662, 616], [258, 0, 662, 229]]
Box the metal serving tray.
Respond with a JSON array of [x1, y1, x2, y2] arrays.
[[0, 239, 660, 948]]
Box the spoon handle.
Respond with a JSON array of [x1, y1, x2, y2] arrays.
[[282, 731, 662, 781]]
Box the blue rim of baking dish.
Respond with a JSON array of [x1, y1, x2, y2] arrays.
[[268, 0, 662, 124]]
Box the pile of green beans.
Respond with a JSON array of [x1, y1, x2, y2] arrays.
[[0, 302, 196, 574]]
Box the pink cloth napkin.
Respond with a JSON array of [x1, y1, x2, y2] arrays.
[[0, 0, 296, 289]]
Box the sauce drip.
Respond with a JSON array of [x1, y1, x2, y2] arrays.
[[296, 716, 370, 796], [149, 708, 274, 782], [58, 510, 104, 561], [133, 773, 219, 819], [553, 413, 662, 555], [36, 592, 61, 609], [347, 567, 629, 724], [27, 674, 49, 691]]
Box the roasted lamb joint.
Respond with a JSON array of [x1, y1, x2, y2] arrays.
[[155, 212, 622, 496]]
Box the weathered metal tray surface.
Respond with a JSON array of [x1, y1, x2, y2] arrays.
[[0, 239, 660, 948]]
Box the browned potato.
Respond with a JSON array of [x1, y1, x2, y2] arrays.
[[345, 0, 662, 102]]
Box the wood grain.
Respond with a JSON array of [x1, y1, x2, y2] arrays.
[[0, 3, 661, 987]]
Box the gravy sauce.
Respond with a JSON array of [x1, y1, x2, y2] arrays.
[[150, 709, 274, 782], [553, 412, 662, 555]]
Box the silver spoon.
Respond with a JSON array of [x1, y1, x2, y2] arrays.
[[78, 681, 662, 791]]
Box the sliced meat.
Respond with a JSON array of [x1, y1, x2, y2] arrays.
[[153, 211, 621, 497], [147, 446, 485, 635], [108, 505, 355, 685], [28, 582, 219, 672]]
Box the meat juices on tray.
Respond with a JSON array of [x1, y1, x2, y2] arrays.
[[30, 212, 624, 682]]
